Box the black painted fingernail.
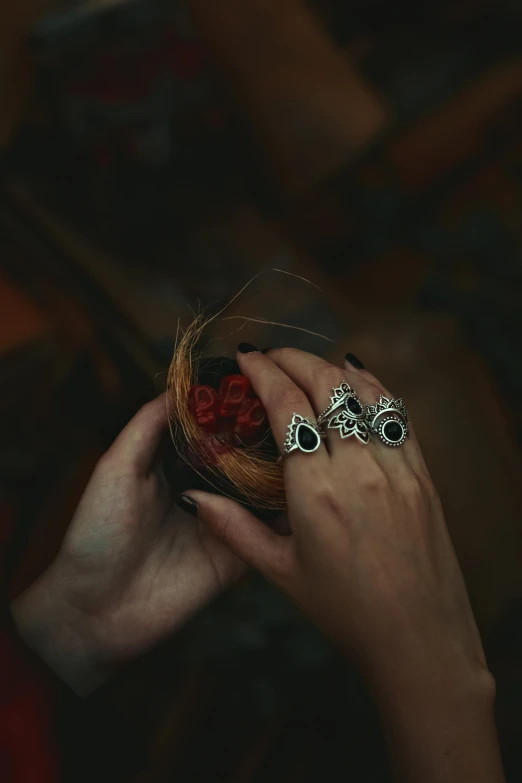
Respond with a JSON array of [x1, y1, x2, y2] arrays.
[[261, 347, 271, 354], [237, 342, 259, 354], [176, 495, 199, 518], [345, 352, 365, 370]]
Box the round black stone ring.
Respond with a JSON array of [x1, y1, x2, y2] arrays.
[[280, 414, 324, 459], [365, 395, 409, 448]]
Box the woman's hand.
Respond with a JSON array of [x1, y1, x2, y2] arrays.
[[181, 347, 505, 783], [11, 394, 245, 695]]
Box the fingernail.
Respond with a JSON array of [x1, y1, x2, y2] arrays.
[[237, 342, 259, 354], [261, 347, 271, 354], [176, 495, 199, 518], [345, 352, 365, 370]]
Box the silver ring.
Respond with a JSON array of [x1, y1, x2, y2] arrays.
[[366, 396, 409, 447], [317, 382, 370, 444], [281, 413, 324, 458]]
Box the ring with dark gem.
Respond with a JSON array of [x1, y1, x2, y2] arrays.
[[317, 382, 370, 444], [324, 409, 371, 444], [280, 414, 324, 459], [366, 396, 409, 447]]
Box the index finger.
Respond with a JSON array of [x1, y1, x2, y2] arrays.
[[236, 348, 329, 474], [106, 393, 169, 476]]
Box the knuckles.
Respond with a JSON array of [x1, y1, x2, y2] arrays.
[[415, 472, 440, 505], [308, 458, 431, 511], [312, 485, 345, 522], [93, 449, 134, 484], [267, 544, 296, 584], [356, 462, 391, 496], [94, 449, 115, 474]]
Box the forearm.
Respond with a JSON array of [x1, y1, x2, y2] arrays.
[[10, 573, 113, 697], [373, 664, 505, 783]]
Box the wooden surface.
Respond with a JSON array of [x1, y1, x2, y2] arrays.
[[389, 54, 522, 189], [0, 1, 60, 148], [0, 275, 49, 354], [188, 0, 389, 196]]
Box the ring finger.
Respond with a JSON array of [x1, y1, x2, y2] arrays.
[[268, 348, 410, 467], [343, 354, 429, 475]]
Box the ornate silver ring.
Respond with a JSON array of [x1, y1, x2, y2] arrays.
[[366, 396, 409, 447], [280, 414, 324, 458], [317, 382, 370, 444]]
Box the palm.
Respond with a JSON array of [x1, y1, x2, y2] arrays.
[[95, 505, 246, 658], [54, 395, 247, 662], [13, 396, 248, 695], [62, 471, 246, 659]]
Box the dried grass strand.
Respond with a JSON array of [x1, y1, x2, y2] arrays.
[[166, 270, 331, 511], [167, 313, 286, 511]]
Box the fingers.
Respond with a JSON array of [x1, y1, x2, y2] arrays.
[[105, 393, 169, 476], [267, 347, 423, 476], [236, 349, 329, 475], [180, 491, 294, 582], [268, 348, 382, 457], [270, 348, 382, 412], [343, 355, 429, 474]]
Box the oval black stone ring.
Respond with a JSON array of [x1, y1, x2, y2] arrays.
[[365, 395, 409, 447], [317, 382, 371, 445], [280, 414, 324, 459]]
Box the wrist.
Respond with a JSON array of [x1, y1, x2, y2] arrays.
[[375, 658, 496, 728], [372, 661, 504, 783], [369, 644, 494, 709], [10, 571, 113, 697]]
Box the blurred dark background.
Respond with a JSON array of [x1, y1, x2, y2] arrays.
[[2, 0, 522, 781]]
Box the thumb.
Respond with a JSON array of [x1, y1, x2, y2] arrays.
[[178, 491, 291, 579]]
